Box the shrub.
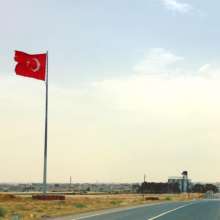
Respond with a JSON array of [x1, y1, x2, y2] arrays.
[[0, 207, 7, 217], [74, 203, 87, 208], [110, 200, 122, 205], [145, 197, 159, 201], [165, 196, 172, 201]]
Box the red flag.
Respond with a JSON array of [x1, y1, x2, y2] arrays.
[[14, 51, 47, 81]]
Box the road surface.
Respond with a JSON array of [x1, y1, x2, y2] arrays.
[[48, 199, 220, 220]]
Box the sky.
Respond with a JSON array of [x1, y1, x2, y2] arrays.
[[1, 0, 220, 183]]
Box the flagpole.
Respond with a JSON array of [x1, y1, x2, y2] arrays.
[[43, 51, 49, 194]]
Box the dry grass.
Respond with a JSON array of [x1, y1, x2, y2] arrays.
[[0, 193, 203, 220]]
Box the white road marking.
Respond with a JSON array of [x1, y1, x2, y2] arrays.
[[71, 202, 197, 220], [70, 202, 165, 220], [71, 212, 109, 220], [148, 202, 195, 220]]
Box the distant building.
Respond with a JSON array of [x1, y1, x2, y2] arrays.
[[0, 183, 136, 193], [214, 182, 220, 192], [168, 171, 192, 192]]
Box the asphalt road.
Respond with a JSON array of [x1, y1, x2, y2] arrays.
[[49, 200, 220, 220]]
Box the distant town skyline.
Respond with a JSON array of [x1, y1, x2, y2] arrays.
[[1, 0, 220, 183]]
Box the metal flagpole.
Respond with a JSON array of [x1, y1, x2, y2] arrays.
[[43, 51, 49, 194]]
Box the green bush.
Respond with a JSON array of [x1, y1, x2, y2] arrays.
[[0, 207, 7, 217], [110, 200, 122, 205], [165, 196, 172, 201], [74, 203, 87, 208]]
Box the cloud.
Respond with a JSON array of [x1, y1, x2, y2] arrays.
[[93, 48, 220, 113], [133, 48, 220, 79], [133, 48, 184, 76], [161, 0, 192, 13], [198, 64, 220, 79]]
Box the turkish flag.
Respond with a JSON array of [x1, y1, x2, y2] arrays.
[[14, 51, 47, 81]]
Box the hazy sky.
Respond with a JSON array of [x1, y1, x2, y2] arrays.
[[1, 0, 220, 183]]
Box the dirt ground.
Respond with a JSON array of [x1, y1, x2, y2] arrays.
[[0, 193, 203, 220]]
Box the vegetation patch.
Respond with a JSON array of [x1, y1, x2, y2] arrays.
[[0, 194, 16, 202], [110, 200, 122, 206], [0, 193, 202, 220], [74, 203, 87, 208], [0, 207, 7, 218], [165, 196, 172, 201], [145, 197, 159, 201]]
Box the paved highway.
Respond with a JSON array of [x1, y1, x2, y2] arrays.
[[49, 200, 220, 220]]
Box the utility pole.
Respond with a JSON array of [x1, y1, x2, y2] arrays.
[[69, 176, 72, 191], [143, 174, 146, 199]]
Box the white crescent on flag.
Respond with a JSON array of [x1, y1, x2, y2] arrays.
[[31, 58, 41, 72]]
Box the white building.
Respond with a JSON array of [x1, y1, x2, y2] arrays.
[[168, 171, 192, 192]]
